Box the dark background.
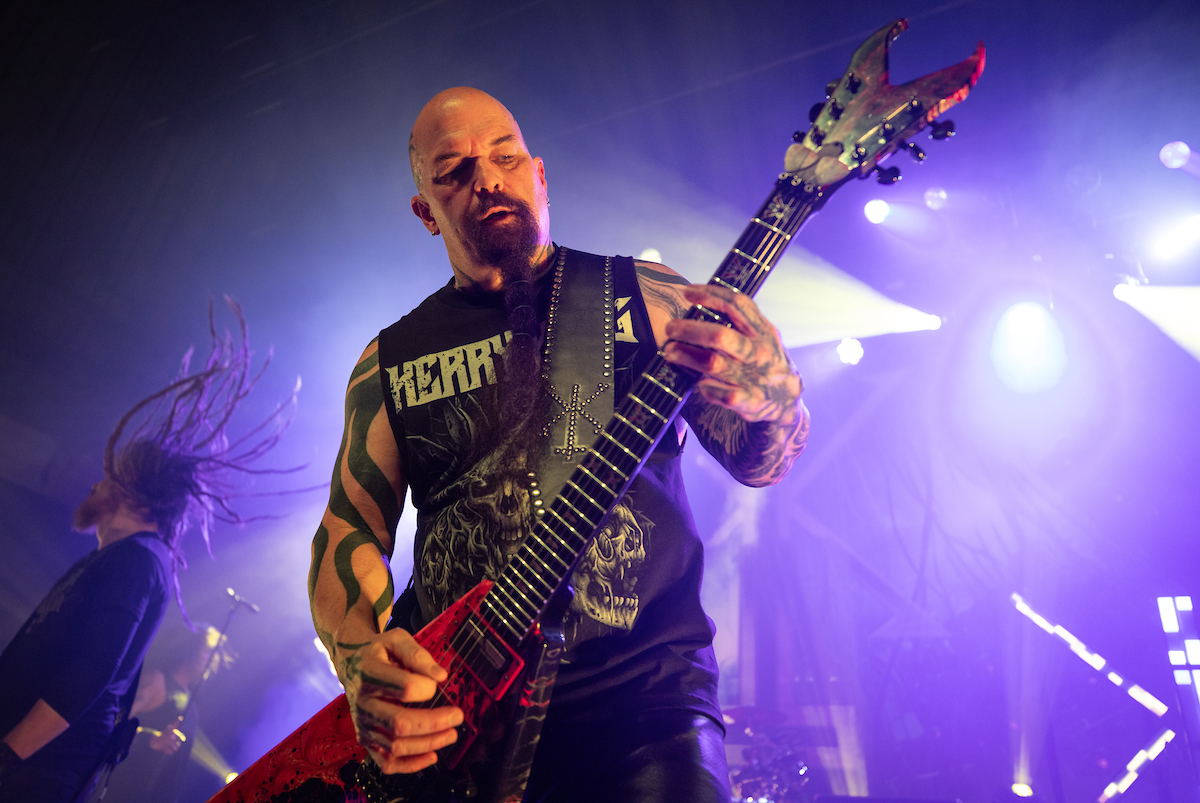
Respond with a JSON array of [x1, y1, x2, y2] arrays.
[[1, 0, 1199, 800]]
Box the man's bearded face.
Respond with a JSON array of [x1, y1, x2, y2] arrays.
[[73, 478, 124, 531], [462, 190, 540, 282]]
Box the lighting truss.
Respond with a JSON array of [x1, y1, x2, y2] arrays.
[[1010, 593, 1175, 802], [1156, 596, 1200, 775], [1011, 593, 1168, 716], [1097, 728, 1175, 802]]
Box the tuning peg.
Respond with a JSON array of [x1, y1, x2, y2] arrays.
[[874, 165, 902, 185], [808, 103, 824, 124], [899, 139, 927, 162], [930, 119, 956, 140], [825, 80, 838, 98]]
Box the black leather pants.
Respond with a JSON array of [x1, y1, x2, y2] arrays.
[[525, 710, 730, 803]]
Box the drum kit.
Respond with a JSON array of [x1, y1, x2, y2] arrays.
[[723, 707, 811, 803]]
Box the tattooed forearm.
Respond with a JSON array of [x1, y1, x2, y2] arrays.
[[310, 339, 408, 650], [684, 393, 809, 487]]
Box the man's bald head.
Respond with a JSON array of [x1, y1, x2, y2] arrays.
[[408, 87, 526, 192]]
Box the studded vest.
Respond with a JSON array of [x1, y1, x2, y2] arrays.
[[377, 247, 720, 724]]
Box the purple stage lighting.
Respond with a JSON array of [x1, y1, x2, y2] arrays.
[[1151, 213, 1200, 260], [924, 187, 948, 210], [1098, 729, 1176, 802], [1160, 141, 1200, 180], [864, 199, 890, 224], [1160, 141, 1191, 169], [837, 337, 864, 365], [990, 302, 1067, 393]]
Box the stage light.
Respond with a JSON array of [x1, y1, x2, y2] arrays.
[[924, 187, 948, 210], [990, 302, 1067, 393], [1176, 670, 1192, 684], [837, 337, 863, 365], [638, 247, 663, 263], [1186, 639, 1200, 664], [1159, 596, 1182, 632], [1170, 650, 1187, 665], [1160, 141, 1191, 169], [1178, 596, 1193, 611], [1011, 783, 1033, 797], [1152, 213, 1200, 259], [225, 772, 239, 784], [1098, 729, 1176, 802], [1012, 593, 1168, 716], [1128, 685, 1169, 715], [1113, 285, 1200, 362], [864, 199, 890, 224]]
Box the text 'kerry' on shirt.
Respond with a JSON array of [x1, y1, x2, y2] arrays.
[[385, 331, 513, 409]]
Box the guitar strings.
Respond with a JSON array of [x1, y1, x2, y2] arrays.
[[419, 185, 812, 724]]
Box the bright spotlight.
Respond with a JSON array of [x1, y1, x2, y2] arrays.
[[225, 772, 239, 785], [864, 199, 890, 224], [638, 247, 663, 263], [837, 337, 863, 365], [1011, 783, 1034, 798], [1152, 213, 1200, 260], [924, 187, 948, 210], [1112, 284, 1200, 363], [1160, 141, 1191, 169], [990, 302, 1067, 394]]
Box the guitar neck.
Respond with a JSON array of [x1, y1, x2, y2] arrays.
[[479, 177, 822, 648]]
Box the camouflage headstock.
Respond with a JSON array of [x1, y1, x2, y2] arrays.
[[784, 19, 985, 190]]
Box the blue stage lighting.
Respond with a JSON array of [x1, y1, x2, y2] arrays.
[[989, 302, 1067, 393], [863, 199, 890, 224]]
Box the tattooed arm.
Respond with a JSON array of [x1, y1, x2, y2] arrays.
[[308, 340, 461, 774], [635, 261, 809, 487]]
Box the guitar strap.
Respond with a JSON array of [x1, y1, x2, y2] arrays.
[[532, 246, 616, 506], [484, 246, 615, 803]]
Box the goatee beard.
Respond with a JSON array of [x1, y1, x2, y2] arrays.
[[463, 192, 540, 283], [73, 482, 121, 532]]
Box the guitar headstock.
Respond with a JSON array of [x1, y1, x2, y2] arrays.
[[784, 19, 985, 191]]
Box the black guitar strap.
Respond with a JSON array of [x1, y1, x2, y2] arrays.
[[488, 246, 616, 803], [532, 246, 617, 506]]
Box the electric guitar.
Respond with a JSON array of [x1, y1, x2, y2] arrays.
[[209, 18, 984, 803]]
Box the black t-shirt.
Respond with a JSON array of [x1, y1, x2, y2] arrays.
[[377, 248, 720, 727], [0, 532, 171, 762], [103, 673, 197, 803]]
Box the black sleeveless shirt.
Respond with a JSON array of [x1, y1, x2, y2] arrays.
[[377, 248, 720, 726]]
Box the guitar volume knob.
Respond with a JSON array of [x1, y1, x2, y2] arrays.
[[930, 119, 956, 140], [874, 165, 902, 185]]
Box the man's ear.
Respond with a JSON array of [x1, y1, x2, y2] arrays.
[[535, 157, 547, 195], [411, 194, 440, 235]]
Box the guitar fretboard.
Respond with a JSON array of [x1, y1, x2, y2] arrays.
[[454, 176, 822, 673]]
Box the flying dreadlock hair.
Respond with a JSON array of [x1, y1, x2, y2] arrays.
[[103, 297, 298, 625]]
